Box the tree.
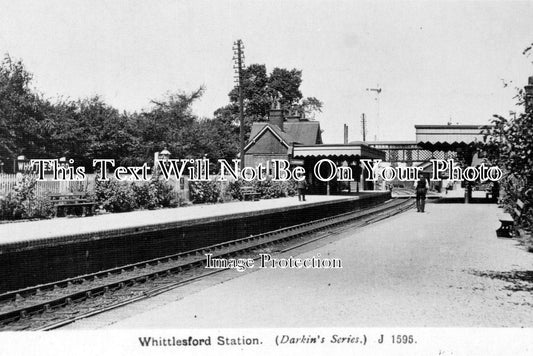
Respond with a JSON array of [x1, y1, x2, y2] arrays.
[[192, 117, 239, 162], [134, 87, 206, 161], [484, 96, 533, 194], [222, 64, 322, 124], [227, 64, 270, 122], [483, 43, 533, 230], [0, 55, 46, 169], [298, 96, 323, 120], [75, 96, 140, 167], [268, 67, 303, 107], [37, 95, 141, 169], [36, 96, 80, 160], [0, 53, 243, 172]]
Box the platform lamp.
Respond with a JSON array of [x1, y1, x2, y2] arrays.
[[59, 157, 68, 167], [157, 149, 171, 175], [16, 155, 26, 172], [159, 149, 170, 162]]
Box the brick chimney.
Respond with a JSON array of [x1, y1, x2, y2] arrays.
[[269, 107, 284, 131], [344, 124, 348, 144]]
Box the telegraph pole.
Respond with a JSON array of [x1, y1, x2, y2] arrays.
[[366, 86, 382, 141], [361, 113, 367, 142], [233, 40, 245, 169]]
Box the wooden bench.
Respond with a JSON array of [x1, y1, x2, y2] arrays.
[[48, 193, 97, 217], [240, 186, 260, 201], [496, 198, 526, 238]]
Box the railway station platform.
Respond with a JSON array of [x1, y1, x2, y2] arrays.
[[0, 193, 389, 250], [0, 192, 390, 292], [66, 200, 533, 328], [0, 195, 354, 246]]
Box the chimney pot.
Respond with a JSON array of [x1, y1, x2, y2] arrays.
[[269, 108, 284, 131]]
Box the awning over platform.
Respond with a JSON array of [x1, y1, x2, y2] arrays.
[[415, 124, 492, 150], [292, 143, 385, 160]]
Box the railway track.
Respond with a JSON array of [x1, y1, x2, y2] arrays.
[[0, 198, 413, 331]]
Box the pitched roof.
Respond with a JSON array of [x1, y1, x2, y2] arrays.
[[248, 120, 322, 146], [244, 124, 294, 151], [269, 124, 296, 145], [284, 121, 322, 145]]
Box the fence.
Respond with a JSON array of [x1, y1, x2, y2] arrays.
[[0, 174, 87, 197], [0, 173, 190, 201]]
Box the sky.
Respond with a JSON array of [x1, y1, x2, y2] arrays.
[[1, 0, 532, 143]]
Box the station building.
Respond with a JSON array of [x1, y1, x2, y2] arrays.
[[244, 106, 494, 196], [244, 107, 385, 194]]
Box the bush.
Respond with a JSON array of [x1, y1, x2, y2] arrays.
[[285, 179, 298, 197], [189, 180, 221, 204], [27, 196, 55, 219], [131, 182, 158, 209], [225, 178, 298, 200], [94, 179, 137, 213], [0, 173, 181, 220], [150, 176, 177, 207], [252, 178, 283, 199], [0, 192, 22, 220], [226, 179, 244, 200], [0, 174, 55, 220], [94, 172, 179, 212]]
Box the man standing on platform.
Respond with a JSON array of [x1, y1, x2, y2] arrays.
[[297, 179, 308, 202], [414, 174, 428, 212]]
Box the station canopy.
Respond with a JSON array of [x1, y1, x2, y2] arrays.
[[292, 143, 385, 160], [415, 124, 492, 151]]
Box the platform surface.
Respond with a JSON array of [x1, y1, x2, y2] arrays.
[[0, 195, 367, 246], [392, 186, 488, 199], [66, 202, 533, 328]]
